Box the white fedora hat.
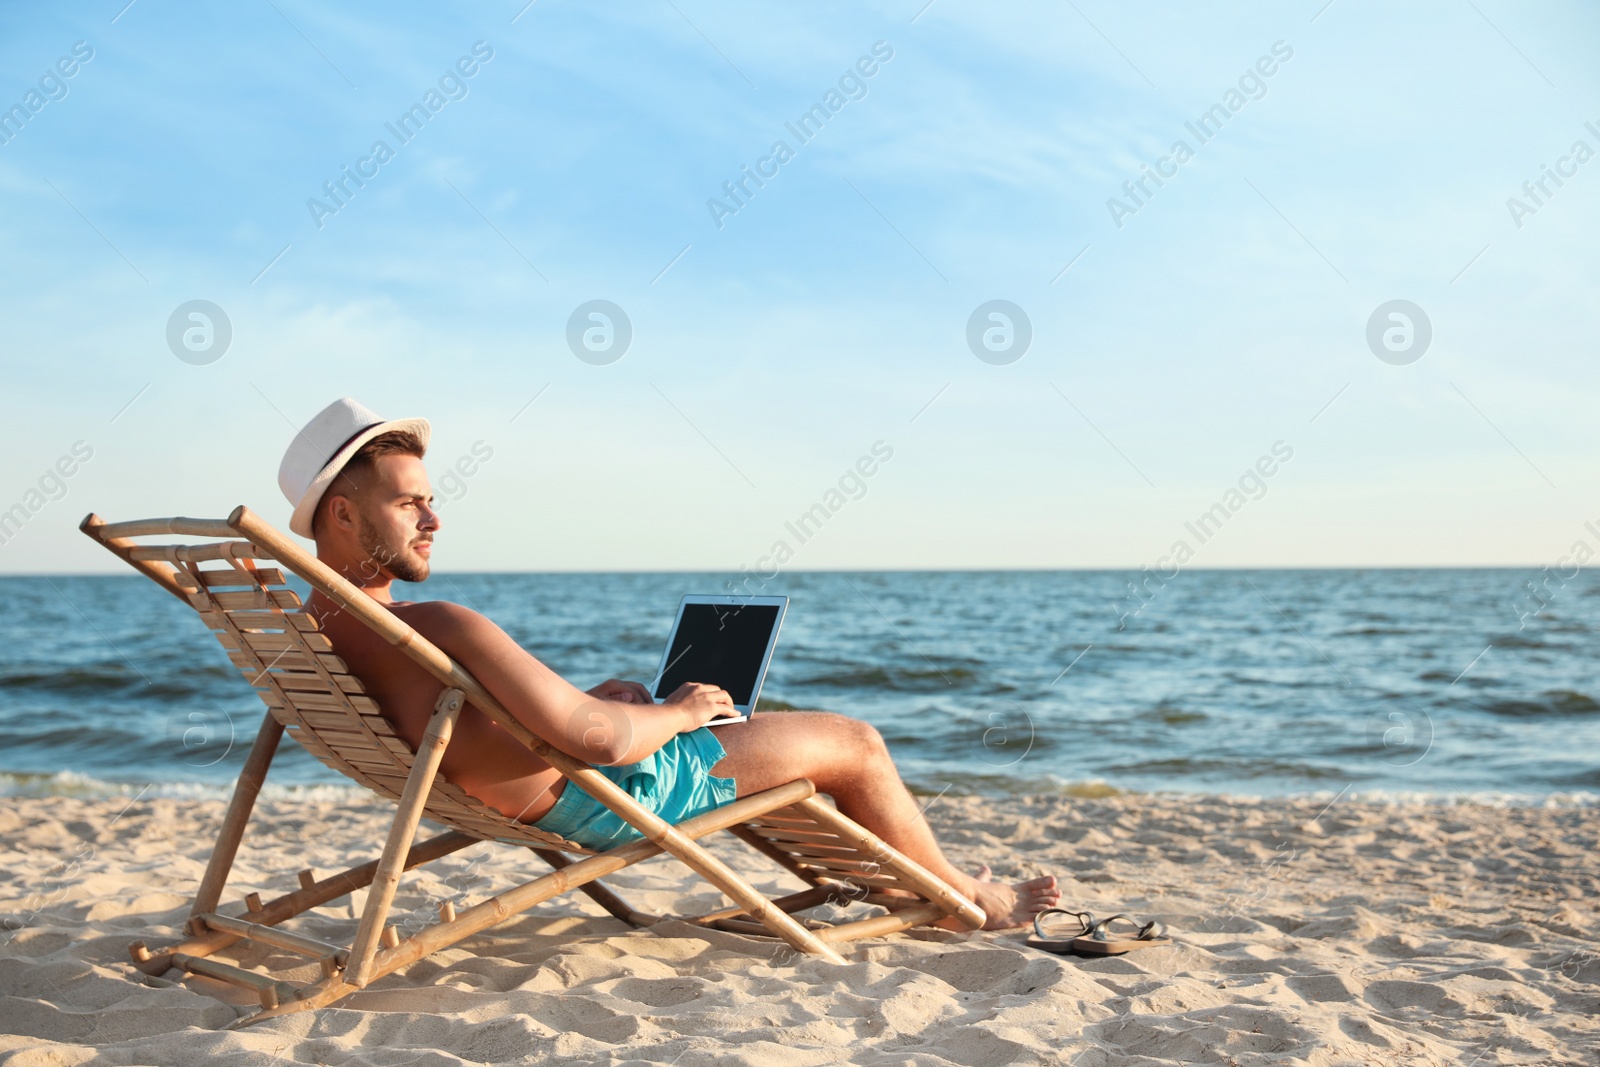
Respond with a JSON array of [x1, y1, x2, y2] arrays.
[[278, 397, 431, 538]]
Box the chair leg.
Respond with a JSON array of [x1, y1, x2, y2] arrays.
[[346, 688, 464, 987], [814, 902, 948, 943], [529, 849, 657, 926], [133, 831, 478, 978], [632, 823, 847, 963], [690, 884, 852, 926], [188, 710, 284, 929]]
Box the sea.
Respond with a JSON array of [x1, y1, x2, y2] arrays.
[[2, 569, 1597, 806]]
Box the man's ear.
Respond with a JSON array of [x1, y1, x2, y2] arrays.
[[325, 493, 359, 533]]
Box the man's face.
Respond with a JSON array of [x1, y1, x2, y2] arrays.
[[350, 453, 440, 584]]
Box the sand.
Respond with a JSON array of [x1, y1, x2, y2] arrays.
[[0, 788, 1596, 1066]]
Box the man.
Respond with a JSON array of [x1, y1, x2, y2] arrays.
[[279, 398, 1060, 929]]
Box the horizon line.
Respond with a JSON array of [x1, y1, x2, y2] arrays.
[[0, 562, 1555, 579]]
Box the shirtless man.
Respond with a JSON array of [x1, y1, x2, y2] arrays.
[[279, 399, 1060, 929]]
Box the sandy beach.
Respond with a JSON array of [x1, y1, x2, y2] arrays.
[[1, 789, 1595, 1066]]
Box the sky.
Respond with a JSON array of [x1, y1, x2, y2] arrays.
[[1, 0, 1598, 575]]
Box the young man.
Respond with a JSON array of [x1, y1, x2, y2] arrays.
[[279, 398, 1060, 929]]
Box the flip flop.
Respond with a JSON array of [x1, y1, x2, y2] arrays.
[[1025, 908, 1094, 953], [1068, 913, 1171, 956], [1026, 910, 1172, 956]]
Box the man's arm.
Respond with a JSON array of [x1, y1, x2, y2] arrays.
[[409, 601, 733, 765], [586, 678, 654, 705]]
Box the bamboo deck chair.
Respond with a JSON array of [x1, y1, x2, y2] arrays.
[[80, 506, 983, 1026]]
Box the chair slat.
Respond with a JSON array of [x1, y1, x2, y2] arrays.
[[756, 840, 862, 860], [197, 566, 287, 586], [340, 755, 411, 774], [208, 589, 303, 610], [265, 688, 379, 715], [307, 721, 401, 745], [222, 610, 321, 632], [199, 609, 320, 634], [233, 630, 335, 654], [227, 649, 350, 675], [747, 818, 825, 832], [361, 772, 424, 791], [802, 871, 909, 890], [276, 715, 388, 754], [257, 687, 361, 723], [291, 713, 396, 739], [128, 542, 269, 564], [792, 855, 892, 875], [246, 668, 365, 694], [740, 826, 849, 846], [254, 667, 345, 691]]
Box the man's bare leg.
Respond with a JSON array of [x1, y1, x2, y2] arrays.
[[708, 711, 1060, 929]]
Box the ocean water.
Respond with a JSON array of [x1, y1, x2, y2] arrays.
[[2, 569, 1597, 804]]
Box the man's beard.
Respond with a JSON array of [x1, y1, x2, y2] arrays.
[[357, 516, 431, 584]]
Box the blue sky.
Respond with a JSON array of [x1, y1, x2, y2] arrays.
[[2, 0, 1598, 574]]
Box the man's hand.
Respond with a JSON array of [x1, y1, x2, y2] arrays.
[[586, 678, 654, 705], [662, 681, 738, 729]]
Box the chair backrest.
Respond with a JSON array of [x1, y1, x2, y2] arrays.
[[84, 520, 590, 854]]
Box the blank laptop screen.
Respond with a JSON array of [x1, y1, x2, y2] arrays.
[[653, 603, 781, 707]]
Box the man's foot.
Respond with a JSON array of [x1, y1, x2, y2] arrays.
[[966, 864, 1062, 930]]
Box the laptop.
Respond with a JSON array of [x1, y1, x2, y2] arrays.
[[649, 594, 788, 725]]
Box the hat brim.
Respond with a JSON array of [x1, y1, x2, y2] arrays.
[[289, 417, 432, 538]]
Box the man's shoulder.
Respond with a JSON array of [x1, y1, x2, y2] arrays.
[[389, 599, 503, 645], [391, 598, 484, 628]]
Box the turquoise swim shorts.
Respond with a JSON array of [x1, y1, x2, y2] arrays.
[[531, 727, 737, 850]]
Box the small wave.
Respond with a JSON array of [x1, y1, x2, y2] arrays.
[[0, 769, 367, 803], [1140, 703, 1206, 725], [1418, 669, 1499, 686], [1547, 767, 1600, 789], [1053, 779, 1127, 799], [1219, 671, 1325, 690], [796, 665, 979, 691], [1490, 634, 1551, 650], [1104, 756, 1351, 781], [0, 664, 229, 700], [6, 768, 1596, 811], [1343, 787, 1600, 809], [1, 666, 150, 695], [909, 776, 1600, 808], [903, 773, 1129, 799], [1473, 690, 1600, 717], [0, 718, 255, 765]]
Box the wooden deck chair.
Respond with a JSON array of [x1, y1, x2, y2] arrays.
[[80, 506, 983, 1026]]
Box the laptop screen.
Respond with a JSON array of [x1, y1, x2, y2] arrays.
[[653, 602, 782, 707]]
